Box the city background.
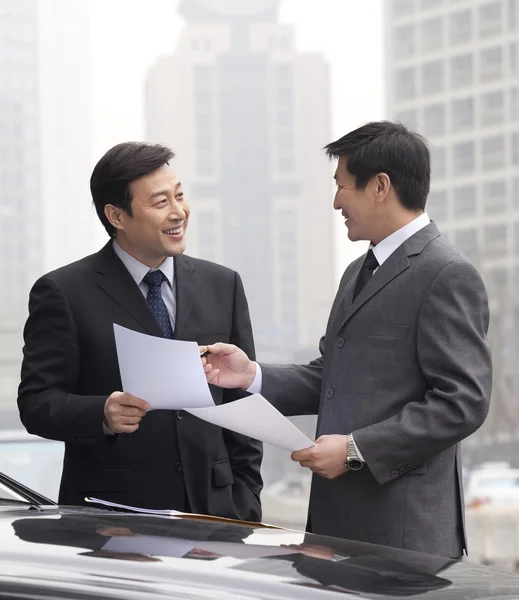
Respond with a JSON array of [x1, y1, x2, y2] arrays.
[[0, 0, 517, 556]]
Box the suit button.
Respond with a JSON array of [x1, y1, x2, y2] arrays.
[[176, 411, 184, 420], [176, 463, 183, 472], [325, 388, 334, 399], [405, 464, 413, 472], [337, 337, 345, 348], [399, 467, 406, 475], [390, 470, 398, 478]]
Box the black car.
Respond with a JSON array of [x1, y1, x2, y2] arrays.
[[2, 471, 519, 599]]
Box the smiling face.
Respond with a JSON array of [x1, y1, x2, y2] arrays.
[[104, 164, 190, 268], [333, 155, 380, 243]]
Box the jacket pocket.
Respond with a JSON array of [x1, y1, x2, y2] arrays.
[[213, 459, 234, 488]]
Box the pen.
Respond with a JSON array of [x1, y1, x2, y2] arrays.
[[200, 350, 210, 358]]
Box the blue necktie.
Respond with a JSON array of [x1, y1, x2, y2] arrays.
[[143, 270, 174, 339]]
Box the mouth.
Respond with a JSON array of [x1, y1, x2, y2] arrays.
[[163, 225, 184, 239]]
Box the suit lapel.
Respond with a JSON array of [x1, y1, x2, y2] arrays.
[[173, 254, 198, 339], [335, 222, 441, 334], [93, 242, 163, 337]]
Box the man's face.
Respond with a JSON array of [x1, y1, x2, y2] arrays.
[[110, 164, 190, 267], [333, 156, 378, 243]]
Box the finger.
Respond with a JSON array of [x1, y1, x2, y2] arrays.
[[121, 394, 151, 411], [206, 369, 220, 384], [119, 406, 147, 418], [119, 415, 142, 425], [206, 343, 237, 355], [291, 450, 311, 462], [112, 423, 140, 434]]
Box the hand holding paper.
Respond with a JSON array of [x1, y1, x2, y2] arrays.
[[114, 324, 314, 452]]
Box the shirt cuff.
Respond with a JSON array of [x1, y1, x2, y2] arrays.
[[245, 362, 262, 394], [103, 423, 115, 436], [351, 434, 365, 462]]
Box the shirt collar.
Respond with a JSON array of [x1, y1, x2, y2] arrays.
[[112, 240, 174, 288], [371, 212, 430, 267]]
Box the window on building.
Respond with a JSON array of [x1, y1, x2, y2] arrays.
[[511, 43, 518, 75], [453, 185, 477, 217], [479, 2, 502, 38], [480, 46, 503, 82], [431, 146, 447, 178], [512, 132, 519, 165], [421, 17, 443, 52], [449, 9, 472, 45], [451, 54, 473, 87], [512, 87, 519, 122], [394, 24, 415, 58], [482, 135, 505, 170], [483, 180, 507, 214], [395, 109, 418, 130], [395, 67, 416, 100], [481, 90, 504, 126], [393, 0, 415, 16], [422, 60, 444, 94], [427, 189, 448, 221], [455, 229, 479, 262], [424, 104, 445, 135], [513, 177, 519, 210], [484, 224, 507, 258], [453, 141, 475, 173], [451, 97, 474, 131], [509, 0, 518, 31]]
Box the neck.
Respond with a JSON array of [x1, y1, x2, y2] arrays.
[[372, 210, 423, 245], [115, 237, 166, 269]]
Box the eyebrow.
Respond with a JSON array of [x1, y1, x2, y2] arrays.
[[149, 182, 182, 200]]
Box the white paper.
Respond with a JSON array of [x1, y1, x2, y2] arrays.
[[187, 394, 314, 452], [102, 535, 294, 559], [114, 324, 214, 409]]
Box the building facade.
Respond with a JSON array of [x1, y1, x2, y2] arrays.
[[385, 0, 519, 462], [145, 0, 336, 363]]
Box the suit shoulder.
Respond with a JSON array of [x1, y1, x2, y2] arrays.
[[180, 254, 237, 281], [35, 252, 98, 288], [426, 235, 477, 270]]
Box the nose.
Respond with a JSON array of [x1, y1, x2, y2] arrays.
[[333, 192, 341, 211], [168, 199, 186, 220]]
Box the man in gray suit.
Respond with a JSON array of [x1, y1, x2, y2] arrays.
[[202, 121, 492, 558]]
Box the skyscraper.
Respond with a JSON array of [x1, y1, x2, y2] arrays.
[[145, 0, 335, 362], [385, 0, 519, 461]]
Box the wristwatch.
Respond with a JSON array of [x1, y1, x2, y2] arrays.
[[345, 434, 364, 471]]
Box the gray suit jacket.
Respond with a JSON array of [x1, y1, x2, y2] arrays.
[[261, 223, 492, 557]]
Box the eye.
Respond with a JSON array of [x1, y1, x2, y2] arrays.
[[176, 192, 184, 201], [155, 199, 167, 206]]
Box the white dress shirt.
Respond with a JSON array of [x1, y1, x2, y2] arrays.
[[103, 241, 177, 434], [112, 240, 177, 331], [247, 212, 431, 462]]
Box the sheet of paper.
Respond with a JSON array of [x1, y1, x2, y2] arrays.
[[114, 324, 214, 409], [102, 535, 294, 559], [187, 394, 314, 452]]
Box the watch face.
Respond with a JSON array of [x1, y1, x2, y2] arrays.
[[347, 458, 364, 471]]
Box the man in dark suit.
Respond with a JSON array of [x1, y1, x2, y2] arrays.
[[202, 121, 492, 556], [17, 142, 262, 520]]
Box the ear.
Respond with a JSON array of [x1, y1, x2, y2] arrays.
[[104, 204, 127, 232], [374, 172, 391, 203]]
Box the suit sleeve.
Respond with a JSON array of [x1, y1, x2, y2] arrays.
[[17, 276, 108, 443], [221, 272, 264, 521], [259, 344, 324, 416], [353, 260, 492, 485]]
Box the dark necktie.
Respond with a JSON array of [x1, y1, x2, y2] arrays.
[[143, 270, 174, 339], [352, 249, 379, 302]]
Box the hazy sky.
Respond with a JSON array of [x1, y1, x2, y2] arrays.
[[90, 0, 385, 276]]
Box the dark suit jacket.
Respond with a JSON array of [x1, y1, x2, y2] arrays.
[[17, 242, 262, 521], [261, 223, 492, 556]]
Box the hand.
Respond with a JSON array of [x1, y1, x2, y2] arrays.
[[200, 343, 256, 389], [291, 435, 349, 479], [104, 392, 150, 434]]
